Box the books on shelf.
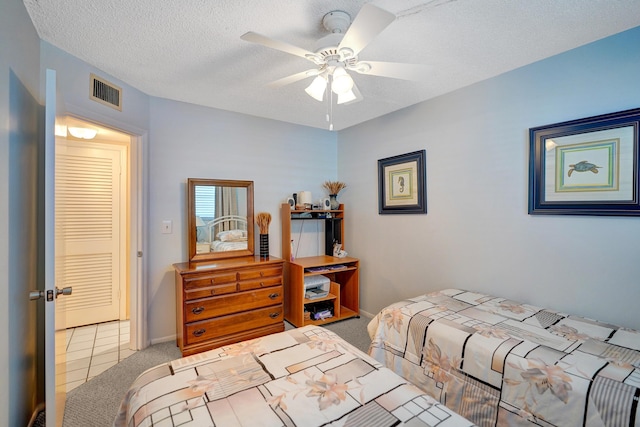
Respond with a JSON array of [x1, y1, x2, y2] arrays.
[[304, 264, 347, 274]]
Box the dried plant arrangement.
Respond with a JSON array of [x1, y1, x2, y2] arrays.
[[322, 181, 347, 195], [255, 212, 272, 234]]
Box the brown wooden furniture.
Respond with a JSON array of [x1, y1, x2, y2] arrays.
[[173, 256, 284, 356], [281, 203, 359, 327], [187, 178, 255, 263]]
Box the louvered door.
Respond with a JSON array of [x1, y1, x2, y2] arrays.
[[55, 138, 125, 328]]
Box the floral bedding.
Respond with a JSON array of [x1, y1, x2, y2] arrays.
[[114, 325, 475, 427], [367, 289, 640, 427]]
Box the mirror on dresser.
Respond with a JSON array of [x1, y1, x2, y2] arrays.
[[187, 178, 255, 262]]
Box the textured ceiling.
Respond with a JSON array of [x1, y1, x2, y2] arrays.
[[23, 0, 640, 131]]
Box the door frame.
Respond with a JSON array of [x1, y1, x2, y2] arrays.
[[64, 107, 148, 350]]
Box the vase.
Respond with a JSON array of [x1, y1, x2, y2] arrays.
[[329, 194, 340, 210], [259, 234, 269, 258]]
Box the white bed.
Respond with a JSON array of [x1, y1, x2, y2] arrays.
[[197, 215, 248, 253], [114, 326, 476, 427]]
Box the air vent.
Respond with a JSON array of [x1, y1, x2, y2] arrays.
[[90, 73, 122, 111]]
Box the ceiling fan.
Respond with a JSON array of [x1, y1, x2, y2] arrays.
[[241, 4, 428, 106]]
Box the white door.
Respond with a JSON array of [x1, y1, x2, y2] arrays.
[[55, 138, 125, 328], [44, 69, 69, 427]]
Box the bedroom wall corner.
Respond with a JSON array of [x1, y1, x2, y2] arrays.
[[146, 97, 337, 344]]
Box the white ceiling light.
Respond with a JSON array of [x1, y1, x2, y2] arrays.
[[68, 127, 97, 139], [305, 75, 327, 101], [330, 66, 354, 94], [337, 90, 356, 105]]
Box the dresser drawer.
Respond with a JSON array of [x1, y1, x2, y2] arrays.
[[184, 272, 237, 289], [185, 306, 284, 346], [184, 286, 283, 322], [237, 265, 282, 281], [184, 282, 237, 301], [237, 275, 282, 291]]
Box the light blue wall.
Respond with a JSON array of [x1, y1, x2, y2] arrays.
[[338, 26, 640, 330], [3, 6, 639, 424], [38, 39, 339, 343], [0, 1, 43, 426], [146, 98, 336, 341], [40, 41, 150, 132]]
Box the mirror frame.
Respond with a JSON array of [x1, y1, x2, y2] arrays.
[[187, 178, 255, 262]]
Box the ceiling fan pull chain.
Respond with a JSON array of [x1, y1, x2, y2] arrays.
[[328, 87, 334, 131]]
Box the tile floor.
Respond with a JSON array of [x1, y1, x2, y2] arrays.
[[63, 320, 136, 392]]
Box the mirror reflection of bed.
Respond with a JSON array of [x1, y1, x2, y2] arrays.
[[196, 214, 248, 253], [194, 185, 248, 254], [188, 178, 254, 262]]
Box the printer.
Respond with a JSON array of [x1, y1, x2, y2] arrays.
[[304, 275, 330, 299]]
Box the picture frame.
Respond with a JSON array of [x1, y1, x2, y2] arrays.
[[529, 108, 640, 216], [378, 150, 427, 214]]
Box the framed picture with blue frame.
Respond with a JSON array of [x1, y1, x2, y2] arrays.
[[378, 150, 427, 214], [529, 108, 640, 216]]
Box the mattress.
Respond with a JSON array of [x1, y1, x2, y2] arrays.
[[368, 289, 640, 427], [114, 325, 475, 427]]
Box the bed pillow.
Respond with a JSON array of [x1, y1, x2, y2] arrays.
[[217, 229, 245, 242]]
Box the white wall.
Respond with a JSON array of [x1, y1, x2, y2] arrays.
[[147, 98, 336, 342], [0, 1, 42, 426], [339, 26, 640, 330]]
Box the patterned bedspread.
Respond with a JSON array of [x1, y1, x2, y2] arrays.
[[367, 289, 640, 427], [114, 325, 475, 427]]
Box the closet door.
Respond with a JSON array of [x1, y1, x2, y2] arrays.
[[55, 139, 125, 328]]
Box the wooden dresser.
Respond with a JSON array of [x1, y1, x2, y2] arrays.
[[173, 256, 284, 356]]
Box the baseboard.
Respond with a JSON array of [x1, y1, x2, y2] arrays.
[[150, 334, 176, 345], [359, 309, 374, 319]]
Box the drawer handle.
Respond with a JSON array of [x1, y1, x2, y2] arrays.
[[260, 282, 265, 287], [269, 312, 281, 319], [268, 292, 280, 299], [211, 289, 216, 295], [193, 329, 206, 337], [260, 271, 265, 277], [191, 306, 205, 315]]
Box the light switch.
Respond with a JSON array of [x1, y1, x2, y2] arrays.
[[162, 220, 172, 234]]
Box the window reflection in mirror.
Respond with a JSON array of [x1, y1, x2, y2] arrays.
[[187, 179, 254, 262]]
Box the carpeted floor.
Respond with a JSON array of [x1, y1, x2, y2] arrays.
[[62, 315, 373, 427]]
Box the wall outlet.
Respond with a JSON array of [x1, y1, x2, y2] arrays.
[[162, 220, 172, 234]]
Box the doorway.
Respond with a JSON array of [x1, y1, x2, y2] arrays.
[[55, 116, 135, 389]]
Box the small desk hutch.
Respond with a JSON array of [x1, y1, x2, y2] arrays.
[[280, 203, 359, 327]]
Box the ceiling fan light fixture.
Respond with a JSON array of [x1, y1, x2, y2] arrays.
[[331, 66, 354, 94], [337, 89, 357, 105], [305, 75, 327, 101]]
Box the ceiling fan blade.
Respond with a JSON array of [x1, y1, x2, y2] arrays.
[[338, 4, 396, 58], [267, 69, 320, 88], [241, 31, 318, 62], [351, 61, 430, 81]]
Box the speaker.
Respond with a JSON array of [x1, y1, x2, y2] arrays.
[[322, 197, 331, 210], [286, 197, 295, 210]]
